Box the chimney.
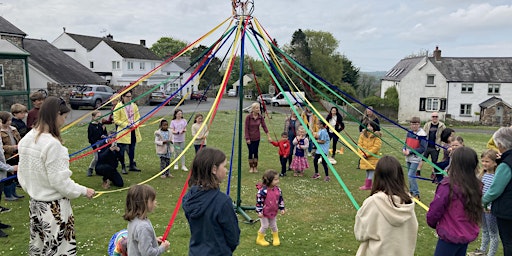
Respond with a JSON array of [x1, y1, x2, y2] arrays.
[[433, 46, 442, 61], [106, 34, 113, 40], [140, 39, 146, 47]]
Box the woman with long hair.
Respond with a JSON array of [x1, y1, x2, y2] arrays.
[[18, 96, 95, 255]]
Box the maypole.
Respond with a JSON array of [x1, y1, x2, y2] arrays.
[[232, 0, 257, 223]]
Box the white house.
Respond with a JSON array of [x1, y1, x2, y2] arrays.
[[381, 47, 512, 124], [52, 31, 167, 87], [159, 56, 199, 97]]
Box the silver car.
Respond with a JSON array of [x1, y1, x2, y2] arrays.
[[69, 84, 115, 109]]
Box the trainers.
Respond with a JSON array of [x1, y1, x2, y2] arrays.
[[4, 197, 18, 201], [311, 173, 321, 179], [0, 229, 7, 238], [121, 168, 128, 175], [174, 165, 179, 170], [182, 166, 189, 172], [468, 249, 485, 256], [324, 176, 331, 182], [0, 222, 11, 229], [0, 206, 11, 214], [86, 168, 93, 177], [307, 152, 312, 157], [279, 173, 286, 177]]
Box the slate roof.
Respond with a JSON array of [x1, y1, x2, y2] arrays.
[[0, 16, 27, 36], [430, 57, 512, 83], [65, 32, 160, 60], [103, 39, 161, 60], [174, 56, 191, 70], [479, 96, 512, 109], [24, 38, 106, 85], [382, 57, 424, 81], [65, 32, 103, 51]]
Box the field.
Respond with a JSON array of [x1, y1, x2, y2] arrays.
[[0, 110, 499, 255]]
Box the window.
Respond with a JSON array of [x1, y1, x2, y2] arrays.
[[488, 84, 500, 94], [127, 61, 134, 70], [426, 75, 435, 86], [419, 97, 446, 112], [139, 62, 145, 70], [112, 61, 120, 70], [461, 83, 473, 93], [460, 104, 472, 116], [0, 65, 4, 88], [426, 98, 439, 111], [89, 61, 94, 69]]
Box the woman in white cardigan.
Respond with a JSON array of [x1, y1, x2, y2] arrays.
[[18, 97, 95, 255]]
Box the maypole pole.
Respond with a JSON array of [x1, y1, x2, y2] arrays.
[[232, 0, 257, 223]]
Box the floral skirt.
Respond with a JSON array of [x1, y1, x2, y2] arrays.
[[29, 198, 77, 255], [290, 156, 309, 171]]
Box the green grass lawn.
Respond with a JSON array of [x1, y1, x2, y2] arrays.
[[1, 110, 501, 255]]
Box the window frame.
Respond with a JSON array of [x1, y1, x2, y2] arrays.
[[426, 74, 435, 87], [0, 64, 4, 88], [460, 104, 472, 116], [461, 83, 473, 93], [139, 62, 145, 70], [488, 84, 500, 95], [89, 61, 94, 69], [127, 61, 134, 70], [112, 61, 120, 70]]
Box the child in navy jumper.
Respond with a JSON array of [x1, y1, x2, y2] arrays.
[[270, 132, 291, 177]]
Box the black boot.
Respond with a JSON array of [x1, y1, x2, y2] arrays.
[[0, 229, 7, 237], [121, 166, 128, 175]]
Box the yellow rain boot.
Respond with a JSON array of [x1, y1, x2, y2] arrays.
[[272, 231, 281, 246], [256, 232, 270, 246]]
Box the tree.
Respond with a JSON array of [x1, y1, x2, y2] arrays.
[[357, 73, 379, 98], [384, 86, 399, 110], [189, 45, 223, 90], [340, 56, 360, 89], [150, 37, 189, 58]]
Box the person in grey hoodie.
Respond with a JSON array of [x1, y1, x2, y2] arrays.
[[182, 147, 240, 256]]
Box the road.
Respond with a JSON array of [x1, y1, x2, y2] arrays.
[[65, 97, 293, 124]]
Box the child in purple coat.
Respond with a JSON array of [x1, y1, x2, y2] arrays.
[[426, 147, 482, 256]]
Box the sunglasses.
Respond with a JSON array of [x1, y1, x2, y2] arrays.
[[432, 116, 439, 118]]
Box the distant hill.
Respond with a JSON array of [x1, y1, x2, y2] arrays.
[[361, 71, 387, 79]]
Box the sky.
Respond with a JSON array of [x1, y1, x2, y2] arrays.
[[2, 0, 512, 72]]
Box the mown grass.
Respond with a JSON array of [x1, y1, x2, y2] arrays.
[[1, 110, 501, 255]]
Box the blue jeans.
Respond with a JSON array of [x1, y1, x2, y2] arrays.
[[407, 162, 420, 196], [434, 238, 468, 256]]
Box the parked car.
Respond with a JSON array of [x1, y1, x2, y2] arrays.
[[256, 94, 274, 104], [227, 89, 237, 97], [149, 91, 183, 106], [69, 84, 115, 109], [190, 91, 207, 101]]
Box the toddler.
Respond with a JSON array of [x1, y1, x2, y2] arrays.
[[255, 169, 286, 246], [357, 121, 382, 190], [291, 127, 309, 177], [155, 120, 173, 178], [270, 132, 291, 177]]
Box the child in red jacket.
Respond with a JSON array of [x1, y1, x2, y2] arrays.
[[270, 132, 291, 177]]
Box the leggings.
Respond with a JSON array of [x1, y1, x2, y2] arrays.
[[259, 217, 278, 233], [313, 154, 329, 176], [173, 141, 186, 167], [480, 212, 499, 256], [329, 132, 338, 157]]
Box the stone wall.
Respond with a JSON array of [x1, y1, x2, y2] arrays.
[[480, 103, 512, 126]]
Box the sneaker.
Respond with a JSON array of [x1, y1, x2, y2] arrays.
[[311, 173, 321, 179], [468, 249, 485, 256], [324, 176, 330, 182], [0, 229, 7, 238], [121, 168, 128, 175], [161, 175, 167, 179], [307, 152, 312, 157], [4, 197, 18, 201], [293, 172, 298, 177], [86, 168, 93, 177], [14, 194, 24, 199], [279, 173, 286, 177], [0, 222, 11, 229], [0, 206, 11, 214], [174, 165, 179, 170], [182, 166, 189, 172]]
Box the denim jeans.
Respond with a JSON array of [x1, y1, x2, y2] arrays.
[[407, 162, 419, 196]]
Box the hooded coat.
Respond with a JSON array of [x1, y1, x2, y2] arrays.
[[182, 186, 240, 256], [354, 191, 418, 256]]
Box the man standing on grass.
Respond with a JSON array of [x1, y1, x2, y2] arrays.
[[416, 112, 445, 176]]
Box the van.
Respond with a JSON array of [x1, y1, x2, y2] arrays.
[[271, 91, 305, 106]]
